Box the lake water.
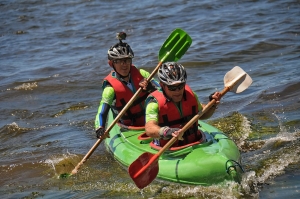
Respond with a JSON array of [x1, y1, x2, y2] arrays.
[[0, 0, 299, 198]]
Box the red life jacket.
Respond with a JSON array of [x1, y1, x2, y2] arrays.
[[151, 85, 201, 147], [104, 65, 148, 126]]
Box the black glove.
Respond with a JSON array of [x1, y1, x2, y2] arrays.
[[159, 126, 180, 140], [95, 127, 105, 138], [209, 92, 216, 101], [146, 81, 156, 92]]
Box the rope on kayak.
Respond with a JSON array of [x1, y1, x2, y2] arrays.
[[117, 122, 145, 131], [225, 159, 245, 174]]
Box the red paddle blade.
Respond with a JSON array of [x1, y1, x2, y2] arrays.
[[128, 152, 159, 189]]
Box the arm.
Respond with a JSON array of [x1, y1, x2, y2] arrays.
[[95, 102, 110, 129], [198, 91, 221, 120], [199, 104, 217, 120], [145, 100, 160, 138], [145, 120, 161, 138], [95, 86, 115, 129]]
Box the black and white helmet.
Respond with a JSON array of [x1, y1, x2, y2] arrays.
[[107, 43, 134, 60], [158, 62, 187, 85], [107, 32, 134, 60]]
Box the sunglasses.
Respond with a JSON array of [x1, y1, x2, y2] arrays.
[[166, 83, 185, 91], [113, 58, 131, 65]]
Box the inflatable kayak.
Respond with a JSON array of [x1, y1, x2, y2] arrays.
[[104, 110, 244, 186]]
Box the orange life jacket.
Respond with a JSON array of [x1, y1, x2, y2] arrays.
[[104, 65, 147, 126], [150, 85, 201, 146]]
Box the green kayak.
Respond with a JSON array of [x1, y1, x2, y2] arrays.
[[104, 110, 244, 186]]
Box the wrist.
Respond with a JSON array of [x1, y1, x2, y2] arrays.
[[159, 126, 169, 139], [209, 92, 215, 101], [96, 126, 103, 130]]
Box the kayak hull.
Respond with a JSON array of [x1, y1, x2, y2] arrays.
[[104, 111, 243, 186]]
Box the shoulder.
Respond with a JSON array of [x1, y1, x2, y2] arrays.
[[145, 98, 159, 111], [101, 85, 116, 104], [190, 90, 202, 110], [191, 90, 200, 101], [102, 84, 115, 96], [185, 85, 198, 98], [102, 80, 111, 88]]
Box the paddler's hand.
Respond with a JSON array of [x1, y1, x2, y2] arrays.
[[173, 129, 184, 140], [95, 127, 110, 139], [209, 91, 221, 107], [159, 126, 183, 140], [139, 78, 156, 92]]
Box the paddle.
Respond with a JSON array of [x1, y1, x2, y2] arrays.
[[128, 66, 253, 189], [59, 28, 192, 178]]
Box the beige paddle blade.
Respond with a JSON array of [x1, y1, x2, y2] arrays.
[[224, 66, 252, 93]]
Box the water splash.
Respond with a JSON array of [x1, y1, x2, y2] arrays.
[[44, 152, 78, 177], [13, 82, 38, 90]]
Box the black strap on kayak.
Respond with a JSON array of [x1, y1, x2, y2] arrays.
[[225, 159, 245, 174]]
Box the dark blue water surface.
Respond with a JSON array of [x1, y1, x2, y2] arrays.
[[1, 0, 299, 198]]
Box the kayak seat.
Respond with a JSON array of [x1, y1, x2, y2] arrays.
[[150, 131, 206, 151], [137, 132, 153, 141]]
